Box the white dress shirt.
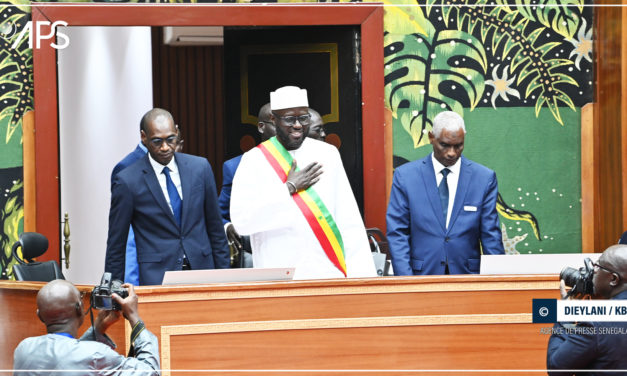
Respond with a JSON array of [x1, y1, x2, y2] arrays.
[[431, 153, 461, 229], [148, 153, 183, 215]]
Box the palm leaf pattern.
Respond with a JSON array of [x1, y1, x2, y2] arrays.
[[385, 0, 586, 140], [1, 179, 23, 279], [0, 2, 32, 144], [384, 1, 487, 147]]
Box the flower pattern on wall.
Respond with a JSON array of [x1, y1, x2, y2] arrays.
[[485, 64, 520, 108], [565, 18, 592, 71]]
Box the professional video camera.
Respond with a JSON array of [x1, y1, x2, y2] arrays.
[[91, 272, 128, 310], [560, 257, 595, 297]]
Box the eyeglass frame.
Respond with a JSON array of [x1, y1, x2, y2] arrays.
[[149, 135, 178, 148], [271, 112, 312, 126], [593, 261, 623, 281]]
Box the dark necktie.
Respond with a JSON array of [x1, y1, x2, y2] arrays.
[[438, 168, 450, 224], [162, 166, 182, 227]]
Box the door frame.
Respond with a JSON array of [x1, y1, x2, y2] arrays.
[[31, 3, 385, 261]]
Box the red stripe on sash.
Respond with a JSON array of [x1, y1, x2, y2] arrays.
[[291, 194, 346, 276]]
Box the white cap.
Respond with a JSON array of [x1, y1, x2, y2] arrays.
[[270, 86, 309, 110]]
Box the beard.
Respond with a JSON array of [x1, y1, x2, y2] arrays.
[[276, 127, 306, 150]]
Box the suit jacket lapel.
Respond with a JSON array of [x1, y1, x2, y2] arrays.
[[447, 156, 472, 233], [421, 156, 446, 231], [142, 155, 179, 228], [177, 154, 192, 231]]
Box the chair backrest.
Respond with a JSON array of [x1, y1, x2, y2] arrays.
[[13, 261, 65, 282], [366, 228, 390, 256], [11, 232, 65, 282], [12, 232, 49, 263], [366, 228, 391, 276]]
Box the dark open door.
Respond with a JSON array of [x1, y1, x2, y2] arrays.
[[224, 25, 364, 211]]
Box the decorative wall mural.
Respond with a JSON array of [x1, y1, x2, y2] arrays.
[[0, 1, 32, 144], [385, 0, 487, 148], [385, 0, 591, 146], [0, 170, 23, 279], [0, 2, 29, 279]]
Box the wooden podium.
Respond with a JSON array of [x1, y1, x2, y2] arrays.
[[1, 275, 558, 375]]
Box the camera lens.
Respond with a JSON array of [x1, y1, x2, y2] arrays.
[[560, 266, 582, 288]]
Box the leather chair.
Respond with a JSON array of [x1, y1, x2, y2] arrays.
[[12, 232, 65, 282], [366, 228, 391, 276]]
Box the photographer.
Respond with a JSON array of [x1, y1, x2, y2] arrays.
[[547, 245, 627, 375], [13, 279, 159, 375]]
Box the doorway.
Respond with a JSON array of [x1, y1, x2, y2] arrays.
[[224, 25, 364, 210]]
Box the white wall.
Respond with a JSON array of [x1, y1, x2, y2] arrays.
[[58, 26, 153, 284]]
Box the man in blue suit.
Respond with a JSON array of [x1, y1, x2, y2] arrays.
[[218, 103, 274, 254], [111, 142, 146, 285], [106, 108, 229, 285], [386, 111, 504, 275], [110, 129, 184, 285]]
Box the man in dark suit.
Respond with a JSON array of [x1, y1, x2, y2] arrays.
[[547, 245, 627, 375], [111, 138, 148, 285], [386, 111, 504, 275], [218, 103, 274, 255], [110, 128, 184, 285], [106, 108, 229, 285]]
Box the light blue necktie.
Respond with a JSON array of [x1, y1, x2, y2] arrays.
[[162, 166, 182, 227], [438, 168, 450, 224]]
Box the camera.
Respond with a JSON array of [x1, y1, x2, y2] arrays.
[[91, 272, 128, 310], [560, 257, 595, 297]]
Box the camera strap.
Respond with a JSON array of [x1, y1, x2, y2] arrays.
[[128, 320, 146, 357], [88, 305, 97, 341]]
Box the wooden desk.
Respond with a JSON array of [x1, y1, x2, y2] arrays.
[[1, 275, 558, 375]]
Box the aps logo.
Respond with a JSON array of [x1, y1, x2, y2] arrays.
[[1, 20, 69, 49]]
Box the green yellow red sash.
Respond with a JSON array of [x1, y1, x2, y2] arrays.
[[257, 137, 347, 276]]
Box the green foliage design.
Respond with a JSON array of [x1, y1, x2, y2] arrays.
[[1, 179, 23, 280], [450, 2, 577, 125], [386, 0, 587, 146], [0, 1, 33, 144], [385, 1, 487, 148], [499, 0, 584, 39]]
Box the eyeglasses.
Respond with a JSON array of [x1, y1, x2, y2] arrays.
[[150, 135, 178, 148], [273, 113, 311, 126], [593, 262, 622, 280]]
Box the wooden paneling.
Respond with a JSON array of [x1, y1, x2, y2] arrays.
[[623, 2, 627, 235], [166, 323, 542, 373], [151, 27, 225, 185], [2, 276, 558, 374], [146, 275, 556, 374], [31, 7, 60, 262], [361, 7, 386, 231], [581, 104, 595, 252], [22, 111, 36, 232], [594, 3, 623, 251]]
